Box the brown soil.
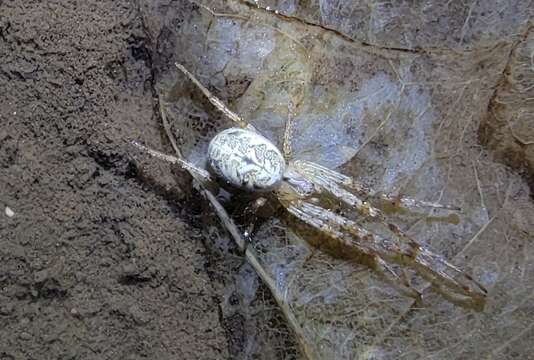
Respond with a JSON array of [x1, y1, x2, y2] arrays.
[[0, 1, 231, 359]]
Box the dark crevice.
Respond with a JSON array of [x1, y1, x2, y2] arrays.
[[118, 274, 152, 286], [128, 35, 151, 63], [13, 281, 69, 302], [33, 283, 68, 300], [135, 0, 160, 123], [0, 19, 11, 42], [87, 149, 125, 171]]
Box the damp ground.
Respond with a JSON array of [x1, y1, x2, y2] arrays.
[[0, 2, 238, 359]]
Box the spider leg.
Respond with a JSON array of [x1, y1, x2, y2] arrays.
[[374, 256, 423, 306], [282, 101, 295, 161], [285, 200, 422, 303], [287, 179, 487, 310], [244, 197, 268, 217], [303, 162, 485, 289], [239, 197, 268, 250], [175, 63, 251, 129], [396, 234, 487, 311], [132, 141, 213, 186], [302, 247, 317, 264], [293, 159, 460, 214], [385, 221, 488, 298], [292, 159, 378, 217], [289, 162, 487, 309], [133, 140, 255, 253]]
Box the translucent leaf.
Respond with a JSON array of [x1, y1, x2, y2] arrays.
[[141, 1, 534, 358]]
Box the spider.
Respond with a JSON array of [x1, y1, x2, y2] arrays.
[[135, 63, 488, 311]]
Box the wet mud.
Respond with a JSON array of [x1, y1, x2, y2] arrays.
[[0, 1, 232, 358]]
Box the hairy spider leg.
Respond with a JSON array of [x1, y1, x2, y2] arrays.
[[175, 63, 251, 129], [380, 220, 487, 308], [282, 101, 295, 162], [294, 159, 460, 212], [285, 200, 423, 304], [132, 141, 213, 186], [292, 160, 487, 310]]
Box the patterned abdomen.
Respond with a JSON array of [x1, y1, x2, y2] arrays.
[[208, 128, 286, 191]]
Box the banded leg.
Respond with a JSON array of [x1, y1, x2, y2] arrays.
[[383, 220, 486, 297], [175, 63, 251, 129], [293, 159, 460, 215], [284, 197, 486, 310], [286, 200, 422, 303], [132, 141, 213, 186], [133, 140, 252, 252], [293, 160, 487, 305], [282, 101, 295, 161]]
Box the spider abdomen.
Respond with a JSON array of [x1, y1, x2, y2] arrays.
[[207, 128, 286, 191]]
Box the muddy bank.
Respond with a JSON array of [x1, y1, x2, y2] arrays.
[[0, 1, 230, 358]]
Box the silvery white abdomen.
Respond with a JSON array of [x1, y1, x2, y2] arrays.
[[207, 128, 286, 191]]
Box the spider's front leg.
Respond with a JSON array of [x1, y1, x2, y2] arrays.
[[279, 172, 487, 310], [280, 195, 423, 304], [175, 63, 253, 130], [281, 101, 295, 162], [293, 160, 460, 217]]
